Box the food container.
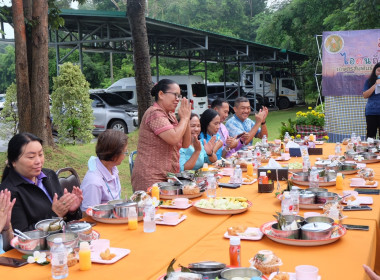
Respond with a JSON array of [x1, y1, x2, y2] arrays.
[[341, 162, 357, 171], [271, 223, 300, 239], [47, 232, 79, 250], [316, 192, 338, 204], [305, 216, 334, 225], [35, 218, 66, 234], [18, 230, 49, 251], [282, 215, 305, 225], [301, 222, 333, 240], [292, 172, 309, 181], [92, 204, 114, 218], [361, 152, 378, 160], [107, 199, 125, 206], [188, 261, 226, 278], [315, 160, 331, 169], [344, 151, 359, 159], [66, 222, 92, 242], [356, 146, 368, 153], [299, 191, 316, 205], [158, 183, 182, 196], [308, 188, 328, 194], [113, 201, 138, 219], [220, 267, 262, 279], [326, 164, 340, 172]]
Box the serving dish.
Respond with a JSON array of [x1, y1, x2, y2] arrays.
[[290, 177, 336, 187], [260, 221, 346, 246], [268, 272, 321, 280], [86, 207, 129, 224], [194, 200, 251, 215], [350, 181, 378, 188], [155, 214, 187, 226], [223, 227, 264, 241], [160, 192, 203, 200], [91, 247, 130, 264]]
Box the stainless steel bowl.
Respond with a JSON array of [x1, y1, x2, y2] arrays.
[[18, 230, 49, 251], [315, 160, 331, 169], [308, 188, 328, 193], [46, 232, 79, 250], [271, 223, 300, 239], [301, 222, 333, 240], [299, 191, 316, 204], [326, 164, 340, 172], [92, 204, 114, 218], [188, 261, 226, 278], [305, 216, 334, 225], [107, 199, 125, 206], [345, 151, 359, 159], [282, 215, 305, 224], [113, 201, 138, 219], [159, 183, 182, 196], [316, 192, 338, 204], [35, 218, 66, 234], [292, 172, 309, 181], [361, 152, 378, 160], [66, 221, 92, 242], [220, 267, 262, 279], [341, 162, 357, 171], [356, 146, 368, 153]]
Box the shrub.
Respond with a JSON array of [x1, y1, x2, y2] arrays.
[[0, 83, 18, 139], [296, 107, 325, 127]]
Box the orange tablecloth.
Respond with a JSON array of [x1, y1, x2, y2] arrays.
[[1, 143, 379, 279]]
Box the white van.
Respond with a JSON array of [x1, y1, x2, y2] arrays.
[[106, 75, 208, 116]]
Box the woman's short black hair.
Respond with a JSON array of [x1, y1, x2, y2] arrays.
[[200, 109, 219, 136], [2, 133, 43, 182], [368, 62, 380, 87], [96, 129, 128, 161], [151, 79, 178, 101]]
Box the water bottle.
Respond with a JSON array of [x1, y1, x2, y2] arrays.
[[302, 156, 310, 172], [254, 147, 262, 167], [231, 165, 242, 184], [334, 142, 341, 156], [262, 134, 268, 146], [143, 200, 156, 233], [309, 167, 319, 189], [50, 238, 68, 279], [351, 132, 356, 144], [281, 192, 292, 215], [289, 189, 299, 215], [284, 132, 290, 142], [206, 174, 217, 198]]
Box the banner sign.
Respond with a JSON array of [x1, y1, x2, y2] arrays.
[[322, 29, 380, 96]]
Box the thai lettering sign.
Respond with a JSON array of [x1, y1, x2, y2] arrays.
[[322, 29, 380, 96]]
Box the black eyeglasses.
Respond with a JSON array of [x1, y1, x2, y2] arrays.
[[164, 92, 182, 99]]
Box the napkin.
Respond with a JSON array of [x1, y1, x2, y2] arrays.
[[286, 141, 300, 148], [264, 158, 282, 169]]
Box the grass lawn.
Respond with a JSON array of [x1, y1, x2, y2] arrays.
[[0, 105, 306, 198]]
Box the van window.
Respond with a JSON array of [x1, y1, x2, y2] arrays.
[[192, 83, 207, 97], [179, 84, 188, 98], [282, 79, 295, 91]]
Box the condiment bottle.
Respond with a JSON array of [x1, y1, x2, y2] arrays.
[[336, 172, 344, 190], [79, 241, 91, 271], [229, 237, 241, 267], [258, 172, 268, 184], [128, 207, 138, 230], [247, 163, 253, 176], [151, 184, 160, 201]]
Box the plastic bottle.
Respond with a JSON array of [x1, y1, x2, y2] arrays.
[[351, 132, 356, 144], [79, 241, 91, 271], [143, 200, 156, 233], [336, 172, 344, 190], [335, 142, 341, 156], [284, 132, 290, 142], [128, 207, 138, 230], [246, 163, 253, 176], [229, 237, 241, 267], [151, 184, 160, 201], [309, 167, 319, 189], [50, 237, 68, 279], [254, 147, 262, 167], [302, 156, 310, 172], [289, 189, 300, 215], [281, 192, 293, 215], [376, 75, 380, 94], [206, 174, 217, 198], [262, 134, 268, 146], [231, 165, 242, 184]]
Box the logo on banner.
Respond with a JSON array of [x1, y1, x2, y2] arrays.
[[324, 34, 344, 54]]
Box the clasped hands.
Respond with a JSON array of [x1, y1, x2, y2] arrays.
[[52, 186, 83, 217]]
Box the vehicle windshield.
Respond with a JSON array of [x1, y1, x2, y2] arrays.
[[191, 84, 207, 97], [98, 93, 130, 106]]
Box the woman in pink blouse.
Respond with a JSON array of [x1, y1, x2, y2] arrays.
[[131, 79, 191, 191]]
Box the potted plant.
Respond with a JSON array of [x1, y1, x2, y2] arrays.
[[295, 107, 327, 141]]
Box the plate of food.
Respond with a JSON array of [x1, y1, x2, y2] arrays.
[[160, 199, 193, 209], [260, 221, 346, 247], [268, 272, 321, 280], [342, 196, 373, 205], [91, 247, 130, 264], [224, 226, 264, 240], [350, 180, 378, 188], [194, 197, 251, 215], [242, 174, 257, 185]]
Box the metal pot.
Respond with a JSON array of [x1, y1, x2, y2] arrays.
[[66, 221, 92, 242], [301, 222, 333, 240], [299, 191, 316, 205], [113, 201, 138, 219], [341, 162, 357, 171], [271, 223, 300, 239], [305, 216, 334, 225], [345, 151, 358, 159], [18, 230, 49, 251], [221, 268, 262, 279], [316, 192, 338, 204], [361, 152, 378, 160], [92, 204, 114, 218], [159, 183, 182, 196], [35, 218, 66, 234], [188, 261, 226, 278], [107, 199, 125, 206], [47, 232, 79, 250]]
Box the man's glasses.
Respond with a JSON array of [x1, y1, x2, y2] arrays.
[[164, 92, 182, 99]]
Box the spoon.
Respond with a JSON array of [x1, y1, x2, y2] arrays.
[[14, 229, 31, 240]]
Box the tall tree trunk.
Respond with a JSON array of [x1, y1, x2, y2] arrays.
[[127, 0, 152, 124], [30, 0, 54, 146], [12, 0, 32, 133]]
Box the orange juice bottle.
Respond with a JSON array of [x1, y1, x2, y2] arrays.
[[247, 163, 253, 176], [79, 242, 91, 271], [128, 207, 138, 230], [151, 184, 160, 201], [336, 173, 343, 190]]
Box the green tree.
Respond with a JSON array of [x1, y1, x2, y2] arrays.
[[51, 62, 94, 144], [0, 45, 16, 93], [0, 83, 19, 139]]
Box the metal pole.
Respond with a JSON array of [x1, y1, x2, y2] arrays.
[[55, 30, 60, 75]]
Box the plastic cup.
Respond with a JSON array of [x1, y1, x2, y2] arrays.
[[173, 198, 189, 208], [295, 265, 319, 280]]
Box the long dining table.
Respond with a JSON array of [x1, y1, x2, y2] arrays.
[[1, 143, 379, 280]]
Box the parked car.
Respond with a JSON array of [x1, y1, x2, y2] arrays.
[[90, 92, 138, 135]]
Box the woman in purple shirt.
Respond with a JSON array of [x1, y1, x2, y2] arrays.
[[80, 129, 128, 211]]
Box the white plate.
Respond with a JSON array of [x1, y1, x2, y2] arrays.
[[268, 272, 321, 280], [275, 157, 291, 161], [342, 196, 373, 205], [155, 214, 187, 226], [218, 168, 234, 176], [160, 203, 192, 210], [91, 247, 130, 264], [242, 179, 257, 185], [350, 181, 378, 188], [260, 221, 346, 247], [224, 227, 264, 240]]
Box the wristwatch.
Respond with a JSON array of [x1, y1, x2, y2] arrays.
[[261, 121, 266, 125]]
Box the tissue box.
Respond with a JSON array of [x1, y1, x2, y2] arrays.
[[257, 168, 289, 181], [258, 182, 274, 193], [289, 147, 323, 156], [308, 148, 323, 155], [289, 148, 302, 157]]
